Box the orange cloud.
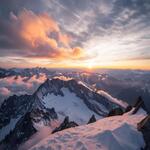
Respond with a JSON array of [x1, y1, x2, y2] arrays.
[[72, 47, 84, 58], [10, 9, 84, 60], [17, 9, 59, 49], [48, 47, 85, 60], [59, 34, 71, 47]]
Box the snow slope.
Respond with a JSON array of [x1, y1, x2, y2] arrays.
[[29, 109, 146, 150], [42, 88, 102, 124], [97, 90, 128, 108]]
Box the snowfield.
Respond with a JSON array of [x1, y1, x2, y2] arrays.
[[42, 88, 102, 124], [29, 109, 146, 150]]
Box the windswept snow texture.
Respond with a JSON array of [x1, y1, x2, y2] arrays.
[[43, 88, 101, 124], [30, 109, 146, 150], [78, 81, 93, 91]]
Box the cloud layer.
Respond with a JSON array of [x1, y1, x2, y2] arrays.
[[0, 0, 150, 69], [0, 74, 47, 104], [0, 9, 84, 60]]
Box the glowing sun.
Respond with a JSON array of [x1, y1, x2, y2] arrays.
[[87, 61, 94, 69]]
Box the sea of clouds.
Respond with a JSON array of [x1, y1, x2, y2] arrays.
[[0, 74, 47, 105]]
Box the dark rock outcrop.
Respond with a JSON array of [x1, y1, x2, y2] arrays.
[[36, 78, 124, 117], [87, 115, 96, 124], [0, 94, 32, 129], [125, 105, 133, 113], [31, 107, 58, 126], [132, 96, 147, 114], [107, 107, 124, 117], [1, 112, 37, 150], [52, 116, 78, 134], [0, 95, 58, 149], [0, 78, 125, 148], [138, 116, 150, 150]]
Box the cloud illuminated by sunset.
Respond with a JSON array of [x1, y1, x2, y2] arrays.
[[0, 0, 150, 70]]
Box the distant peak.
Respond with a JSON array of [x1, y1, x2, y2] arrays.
[[52, 76, 73, 81]]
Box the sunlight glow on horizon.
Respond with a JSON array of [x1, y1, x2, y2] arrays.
[[0, 0, 150, 70], [1, 56, 150, 70]]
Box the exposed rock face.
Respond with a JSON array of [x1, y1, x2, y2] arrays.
[[30, 107, 58, 126], [87, 115, 96, 124], [132, 96, 147, 114], [1, 112, 37, 150], [52, 116, 78, 134], [1, 106, 58, 150], [0, 94, 33, 129], [125, 105, 133, 113], [36, 78, 124, 117], [0, 78, 124, 148], [138, 116, 150, 150], [0, 93, 58, 149], [107, 107, 124, 117]]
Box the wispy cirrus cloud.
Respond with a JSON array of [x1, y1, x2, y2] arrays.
[[0, 0, 150, 69]]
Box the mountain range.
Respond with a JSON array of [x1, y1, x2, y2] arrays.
[[0, 68, 149, 150], [0, 77, 128, 149], [0, 68, 150, 113]]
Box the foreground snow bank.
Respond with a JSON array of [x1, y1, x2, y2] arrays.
[[29, 109, 146, 150]]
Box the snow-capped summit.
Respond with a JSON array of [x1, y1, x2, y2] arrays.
[[35, 78, 126, 122], [0, 78, 127, 149]]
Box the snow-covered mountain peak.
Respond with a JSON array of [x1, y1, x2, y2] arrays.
[[52, 75, 73, 81], [30, 78, 128, 125], [0, 77, 129, 149], [36, 78, 126, 111]]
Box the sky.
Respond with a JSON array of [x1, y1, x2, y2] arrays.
[[0, 0, 150, 70]]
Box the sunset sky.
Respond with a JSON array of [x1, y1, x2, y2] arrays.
[[0, 0, 150, 70]]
